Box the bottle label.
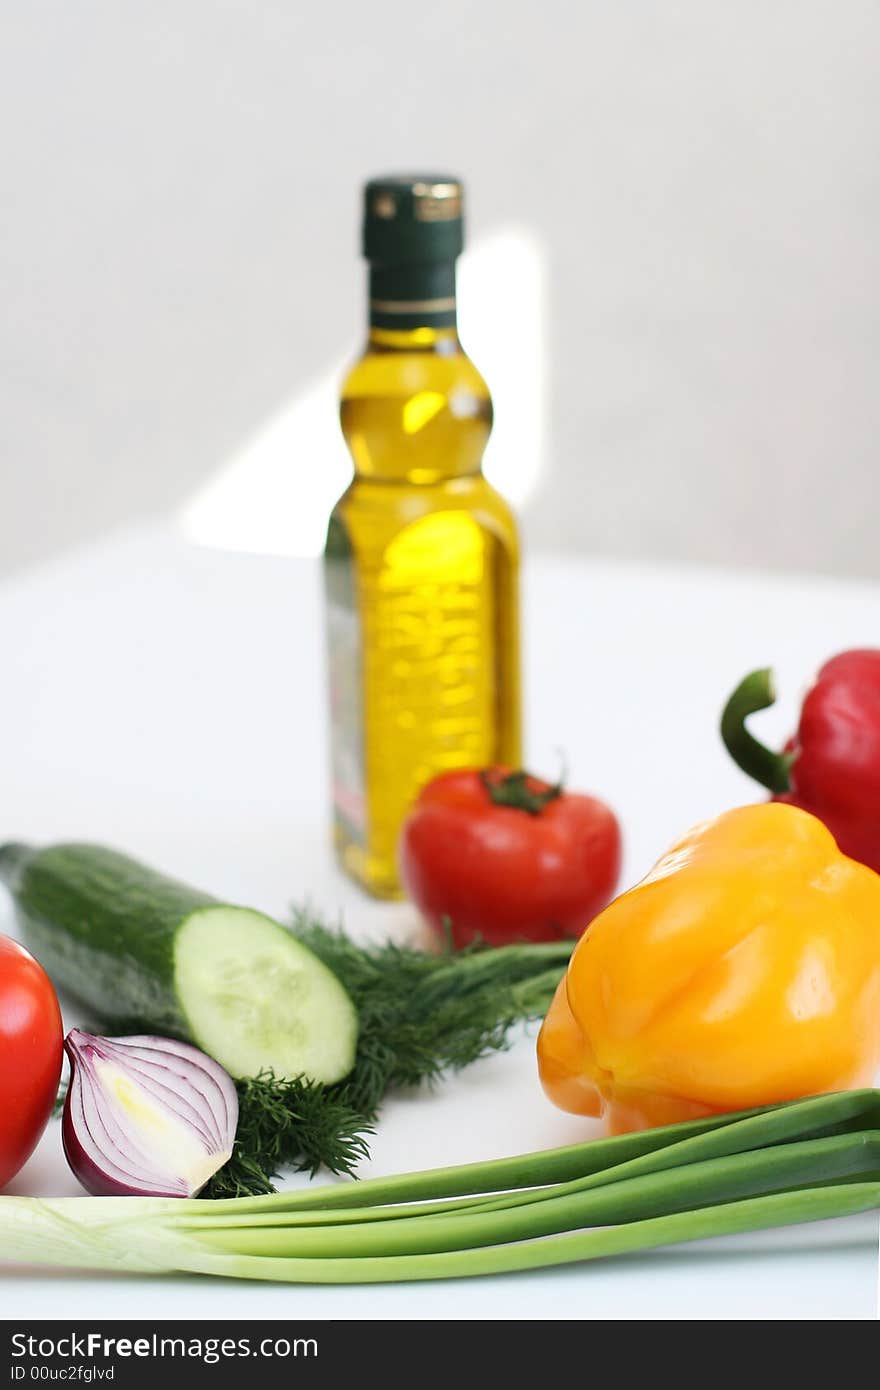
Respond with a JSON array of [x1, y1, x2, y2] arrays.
[[324, 517, 367, 845]]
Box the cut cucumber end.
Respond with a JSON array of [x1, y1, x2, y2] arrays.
[[173, 908, 358, 1084]]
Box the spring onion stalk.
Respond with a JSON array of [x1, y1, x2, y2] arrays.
[[2, 1091, 878, 1283], [174, 1131, 880, 1259], [1, 1181, 877, 1284], [163, 1184, 880, 1283], [177, 1086, 880, 1217], [167, 1089, 880, 1232]]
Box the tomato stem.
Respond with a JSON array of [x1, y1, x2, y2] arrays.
[[479, 769, 564, 816]]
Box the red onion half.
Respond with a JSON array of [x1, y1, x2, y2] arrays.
[[62, 1030, 238, 1198]]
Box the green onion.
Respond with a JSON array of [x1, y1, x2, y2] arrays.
[[179, 1131, 880, 1259], [213, 1085, 879, 1215], [3, 1091, 879, 1283]]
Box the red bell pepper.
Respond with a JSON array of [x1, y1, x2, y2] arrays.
[[721, 650, 880, 874]]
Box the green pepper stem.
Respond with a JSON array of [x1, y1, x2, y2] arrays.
[[720, 668, 795, 795]]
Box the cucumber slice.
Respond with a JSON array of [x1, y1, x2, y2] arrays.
[[0, 842, 358, 1084], [174, 907, 357, 1083]]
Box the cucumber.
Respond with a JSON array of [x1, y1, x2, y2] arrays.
[[0, 842, 358, 1085]]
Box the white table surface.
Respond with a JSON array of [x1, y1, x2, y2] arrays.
[[1, 521, 878, 1320]]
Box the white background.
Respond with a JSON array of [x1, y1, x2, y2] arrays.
[[2, 1, 879, 580]]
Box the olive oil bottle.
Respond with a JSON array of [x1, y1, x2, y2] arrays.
[[324, 176, 521, 897]]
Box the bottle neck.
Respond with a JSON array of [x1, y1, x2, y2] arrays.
[[368, 260, 457, 333], [367, 324, 461, 354], [341, 258, 490, 485]]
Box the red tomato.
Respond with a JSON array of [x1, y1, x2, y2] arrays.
[[0, 935, 63, 1190], [399, 768, 622, 947]]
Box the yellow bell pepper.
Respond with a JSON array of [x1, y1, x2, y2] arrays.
[[537, 803, 880, 1134]]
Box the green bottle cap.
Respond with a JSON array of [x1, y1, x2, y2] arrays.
[[363, 176, 464, 266]]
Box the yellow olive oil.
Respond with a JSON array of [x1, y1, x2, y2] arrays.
[[324, 177, 521, 897]]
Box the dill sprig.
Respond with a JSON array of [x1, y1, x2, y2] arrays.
[[52, 1075, 68, 1118], [202, 1072, 373, 1198], [200, 912, 573, 1199]]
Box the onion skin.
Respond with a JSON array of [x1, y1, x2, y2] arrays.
[[62, 1031, 238, 1199], [62, 1100, 136, 1198]]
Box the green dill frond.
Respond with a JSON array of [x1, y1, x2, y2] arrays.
[[52, 1075, 69, 1118], [200, 1070, 373, 1198]]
